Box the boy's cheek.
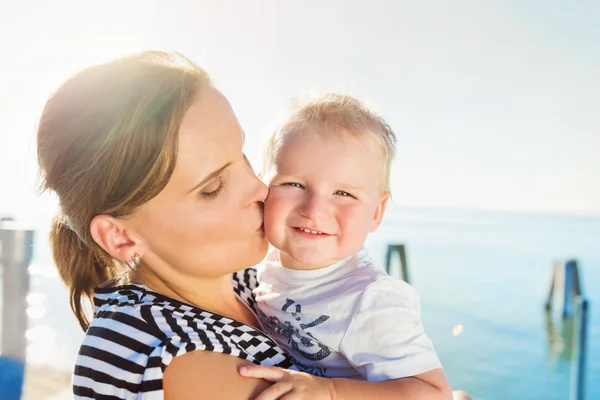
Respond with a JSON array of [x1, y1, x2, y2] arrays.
[[264, 190, 291, 214], [263, 195, 278, 217], [262, 203, 283, 238]]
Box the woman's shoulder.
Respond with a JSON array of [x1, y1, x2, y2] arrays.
[[86, 280, 290, 365]]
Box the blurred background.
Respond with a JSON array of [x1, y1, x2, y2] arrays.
[[0, 1, 598, 399]]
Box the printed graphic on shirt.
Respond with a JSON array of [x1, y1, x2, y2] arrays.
[[286, 353, 328, 377], [258, 298, 332, 363]]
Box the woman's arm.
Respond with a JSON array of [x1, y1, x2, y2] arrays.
[[163, 350, 271, 400]]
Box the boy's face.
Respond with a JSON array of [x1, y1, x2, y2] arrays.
[[264, 129, 388, 270]]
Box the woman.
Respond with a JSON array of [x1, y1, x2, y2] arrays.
[[38, 50, 288, 398], [38, 51, 472, 400]]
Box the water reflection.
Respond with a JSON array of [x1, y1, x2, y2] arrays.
[[545, 308, 576, 361]]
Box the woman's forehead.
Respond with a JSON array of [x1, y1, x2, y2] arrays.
[[173, 88, 244, 188]]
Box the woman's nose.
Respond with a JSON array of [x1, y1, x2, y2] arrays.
[[244, 162, 269, 203], [255, 178, 269, 202]]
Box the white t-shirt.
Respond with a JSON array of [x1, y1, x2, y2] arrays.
[[254, 246, 442, 381]]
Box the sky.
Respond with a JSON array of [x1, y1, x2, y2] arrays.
[[0, 0, 599, 220]]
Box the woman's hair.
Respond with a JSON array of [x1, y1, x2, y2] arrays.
[[37, 51, 210, 331], [262, 93, 397, 194]]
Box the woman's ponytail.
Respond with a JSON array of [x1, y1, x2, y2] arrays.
[[49, 217, 110, 331]]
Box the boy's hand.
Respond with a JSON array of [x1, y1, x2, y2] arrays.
[[239, 365, 336, 400]]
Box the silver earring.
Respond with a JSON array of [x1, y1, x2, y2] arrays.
[[126, 253, 141, 270]]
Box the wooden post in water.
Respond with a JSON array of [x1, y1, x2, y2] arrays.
[[0, 220, 35, 400], [545, 259, 581, 319], [385, 244, 409, 283], [570, 296, 589, 400], [544, 259, 589, 400]]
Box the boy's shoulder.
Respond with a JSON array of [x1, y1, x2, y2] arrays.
[[340, 247, 419, 300]]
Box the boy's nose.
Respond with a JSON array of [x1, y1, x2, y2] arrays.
[[298, 194, 331, 221]]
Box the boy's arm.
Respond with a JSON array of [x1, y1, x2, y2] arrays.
[[332, 368, 451, 399], [335, 279, 451, 398], [239, 365, 452, 400], [341, 278, 442, 381]]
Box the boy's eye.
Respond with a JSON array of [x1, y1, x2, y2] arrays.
[[284, 182, 304, 189], [335, 190, 355, 198]]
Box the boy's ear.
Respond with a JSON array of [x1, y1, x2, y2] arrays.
[[369, 193, 389, 232]]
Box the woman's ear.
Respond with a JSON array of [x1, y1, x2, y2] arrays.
[[90, 215, 147, 262], [369, 193, 389, 232]]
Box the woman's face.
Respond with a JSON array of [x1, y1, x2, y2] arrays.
[[128, 87, 268, 279]]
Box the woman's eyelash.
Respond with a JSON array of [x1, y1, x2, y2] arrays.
[[201, 176, 225, 199]]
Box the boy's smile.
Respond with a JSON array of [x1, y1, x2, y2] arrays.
[[292, 226, 332, 238]]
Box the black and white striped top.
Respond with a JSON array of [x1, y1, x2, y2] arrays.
[[73, 268, 294, 399]]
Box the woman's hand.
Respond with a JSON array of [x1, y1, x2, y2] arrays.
[[239, 365, 336, 400]]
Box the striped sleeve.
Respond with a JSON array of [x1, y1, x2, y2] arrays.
[[73, 273, 293, 399]]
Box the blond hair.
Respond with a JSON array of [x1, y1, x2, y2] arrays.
[[37, 51, 210, 330], [263, 93, 397, 193]]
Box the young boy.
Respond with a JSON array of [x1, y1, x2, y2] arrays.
[[250, 93, 451, 398]]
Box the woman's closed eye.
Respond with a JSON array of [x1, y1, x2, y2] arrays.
[[201, 176, 225, 199]]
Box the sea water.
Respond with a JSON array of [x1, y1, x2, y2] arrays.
[[8, 207, 600, 400]]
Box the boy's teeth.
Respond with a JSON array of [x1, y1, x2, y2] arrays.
[[300, 228, 322, 234]]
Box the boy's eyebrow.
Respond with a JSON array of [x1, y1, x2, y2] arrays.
[[334, 181, 367, 191], [188, 162, 232, 193]]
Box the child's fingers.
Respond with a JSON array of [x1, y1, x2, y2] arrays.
[[238, 365, 287, 381], [253, 381, 293, 400]]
